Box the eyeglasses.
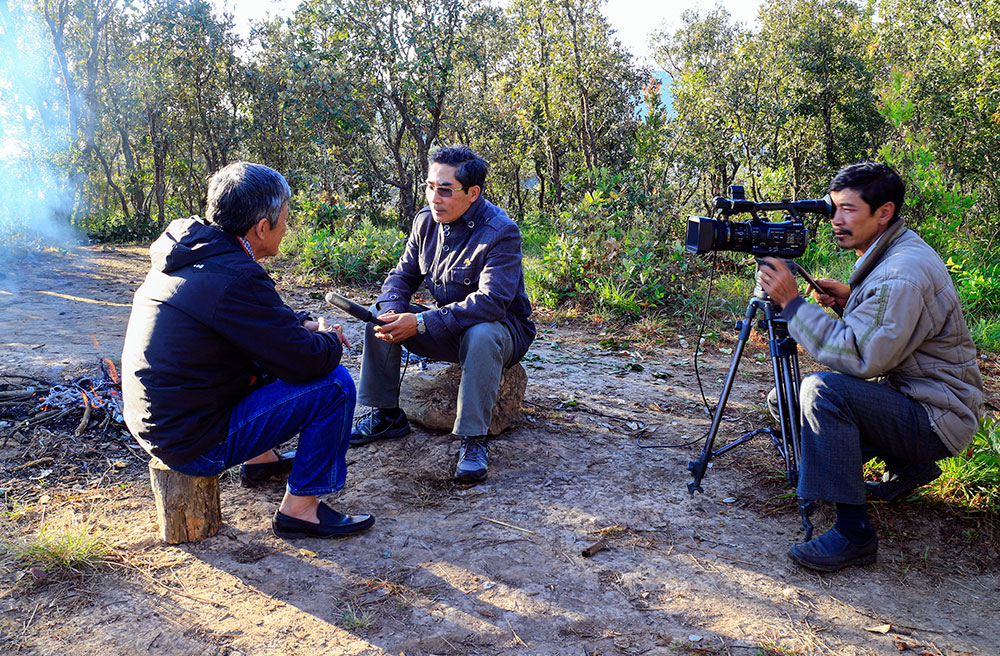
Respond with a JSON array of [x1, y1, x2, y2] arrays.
[[423, 181, 468, 198]]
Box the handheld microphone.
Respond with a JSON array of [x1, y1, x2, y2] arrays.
[[324, 291, 386, 325]]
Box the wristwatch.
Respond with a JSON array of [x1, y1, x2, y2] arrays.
[[415, 312, 426, 334]]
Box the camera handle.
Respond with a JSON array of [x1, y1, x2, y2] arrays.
[[785, 262, 845, 318]]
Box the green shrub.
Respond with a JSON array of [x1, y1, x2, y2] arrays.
[[75, 210, 160, 243], [519, 211, 555, 257], [533, 233, 592, 304], [291, 192, 351, 231], [285, 219, 406, 283]]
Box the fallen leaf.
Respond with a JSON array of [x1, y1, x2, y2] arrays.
[[866, 624, 892, 634]]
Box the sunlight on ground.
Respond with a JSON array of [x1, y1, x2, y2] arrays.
[[35, 291, 130, 307]]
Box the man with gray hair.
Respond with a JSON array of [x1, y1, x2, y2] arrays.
[[123, 161, 374, 539]]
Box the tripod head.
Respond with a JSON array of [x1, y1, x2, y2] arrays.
[[754, 258, 845, 317]]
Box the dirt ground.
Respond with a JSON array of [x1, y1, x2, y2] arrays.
[[1, 244, 998, 656]]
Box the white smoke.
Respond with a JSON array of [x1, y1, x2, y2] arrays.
[[0, 0, 81, 252]]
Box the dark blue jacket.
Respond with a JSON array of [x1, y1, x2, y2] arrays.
[[377, 197, 535, 362], [122, 217, 343, 466]]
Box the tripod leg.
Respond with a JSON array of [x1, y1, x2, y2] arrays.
[[765, 325, 795, 481], [782, 351, 803, 481], [688, 300, 760, 494], [799, 498, 819, 541], [779, 354, 802, 484]]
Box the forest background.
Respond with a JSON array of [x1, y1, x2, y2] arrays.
[[1, 0, 999, 507]]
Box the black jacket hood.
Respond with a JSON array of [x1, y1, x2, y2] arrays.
[[152, 217, 245, 274]]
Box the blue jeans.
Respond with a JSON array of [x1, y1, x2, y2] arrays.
[[795, 372, 950, 504], [171, 366, 356, 496]]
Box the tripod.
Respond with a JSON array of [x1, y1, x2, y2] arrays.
[[686, 260, 824, 538]]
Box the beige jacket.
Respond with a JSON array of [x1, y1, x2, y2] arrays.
[[787, 220, 983, 454]]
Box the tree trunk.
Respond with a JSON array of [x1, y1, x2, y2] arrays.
[[148, 457, 221, 544]]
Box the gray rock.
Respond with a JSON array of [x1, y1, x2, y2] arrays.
[[399, 362, 527, 436]]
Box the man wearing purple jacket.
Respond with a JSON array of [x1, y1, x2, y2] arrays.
[[350, 146, 536, 481]]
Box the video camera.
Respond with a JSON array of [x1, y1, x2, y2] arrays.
[[686, 185, 833, 259]]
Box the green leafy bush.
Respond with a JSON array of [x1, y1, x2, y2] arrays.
[[285, 219, 406, 283], [75, 210, 160, 243], [532, 233, 592, 304]]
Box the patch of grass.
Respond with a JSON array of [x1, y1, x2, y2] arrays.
[[755, 639, 801, 656], [338, 601, 375, 630], [970, 315, 1000, 351], [1, 496, 33, 522], [1, 521, 111, 577], [664, 638, 727, 655], [932, 412, 1000, 513]]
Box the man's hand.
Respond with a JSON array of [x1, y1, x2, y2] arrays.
[[758, 257, 801, 308], [808, 277, 850, 309], [315, 316, 350, 347], [374, 311, 418, 343]]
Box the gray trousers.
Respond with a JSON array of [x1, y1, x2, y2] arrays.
[[357, 304, 514, 436], [771, 372, 950, 504]]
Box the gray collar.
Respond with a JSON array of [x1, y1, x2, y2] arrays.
[[848, 220, 907, 288]]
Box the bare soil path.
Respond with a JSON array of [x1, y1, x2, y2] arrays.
[[1, 245, 998, 656]]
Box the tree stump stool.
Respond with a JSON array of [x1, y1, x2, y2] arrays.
[[148, 457, 222, 544], [399, 362, 527, 436]]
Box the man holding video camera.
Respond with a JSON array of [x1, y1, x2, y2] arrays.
[[758, 161, 983, 572]]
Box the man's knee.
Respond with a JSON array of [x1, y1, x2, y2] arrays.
[[461, 322, 507, 354], [800, 371, 853, 407], [317, 365, 356, 408]]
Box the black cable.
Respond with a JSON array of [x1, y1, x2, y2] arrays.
[[636, 253, 718, 450], [693, 252, 719, 416]]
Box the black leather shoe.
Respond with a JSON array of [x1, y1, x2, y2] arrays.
[[240, 450, 296, 487], [788, 527, 878, 572], [272, 502, 375, 539], [350, 408, 411, 447], [865, 461, 941, 502], [454, 436, 489, 482]]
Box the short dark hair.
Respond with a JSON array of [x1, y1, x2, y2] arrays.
[[429, 146, 488, 190], [205, 162, 291, 236], [829, 161, 905, 222]]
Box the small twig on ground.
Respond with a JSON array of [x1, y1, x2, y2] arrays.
[[0, 389, 34, 401], [11, 457, 55, 472], [21, 602, 41, 635], [506, 617, 529, 647], [30, 407, 74, 428], [478, 516, 536, 535], [686, 544, 758, 567], [581, 537, 608, 558], [74, 403, 92, 437]]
